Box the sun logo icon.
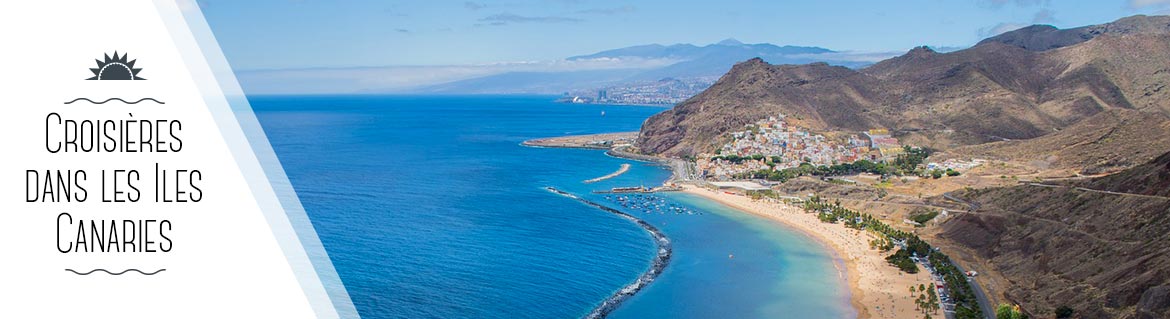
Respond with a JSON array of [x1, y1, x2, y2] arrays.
[[87, 51, 146, 80]]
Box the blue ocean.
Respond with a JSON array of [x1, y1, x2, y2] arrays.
[[251, 95, 853, 319]]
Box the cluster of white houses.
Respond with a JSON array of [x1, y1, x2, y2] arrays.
[[697, 114, 904, 180]]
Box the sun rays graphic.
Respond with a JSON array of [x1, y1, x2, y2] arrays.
[[87, 51, 145, 80]]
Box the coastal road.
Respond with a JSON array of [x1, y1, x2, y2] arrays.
[[1023, 182, 1169, 200], [937, 192, 993, 318], [950, 260, 995, 319], [671, 159, 700, 182]]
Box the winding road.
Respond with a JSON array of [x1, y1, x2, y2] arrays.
[[1024, 182, 1169, 200]]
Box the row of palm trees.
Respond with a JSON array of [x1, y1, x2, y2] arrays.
[[909, 283, 941, 317]]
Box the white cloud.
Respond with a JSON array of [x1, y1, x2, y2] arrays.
[[575, 6, 637, 15], [478, 13, 582, 25], [464, 1, 487, 11]]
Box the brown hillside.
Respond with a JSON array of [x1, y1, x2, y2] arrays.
[[636, 59, 885, 156], [636, 15, 1170, 158], [942, 109, 1170, 174], [936, 153, 1170, 318], [1082, 151, 1170, 197]]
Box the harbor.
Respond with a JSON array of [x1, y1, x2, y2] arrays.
[[593, 185, 683, 194]]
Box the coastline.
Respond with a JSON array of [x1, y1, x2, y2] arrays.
[[521, 132, 639, 150], [679, 185, 931, 319], [525, 132, 932, 318]]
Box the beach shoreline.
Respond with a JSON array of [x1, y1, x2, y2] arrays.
[[526, 131, 932, 318], [679, 185, 931, 319]]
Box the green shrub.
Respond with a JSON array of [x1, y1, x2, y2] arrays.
[[909, 208, 941, 226]]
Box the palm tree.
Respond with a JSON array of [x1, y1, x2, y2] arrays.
[[928, 288, 939, 314]]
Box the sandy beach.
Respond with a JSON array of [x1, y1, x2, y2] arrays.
[[680, 185, 936, 319]]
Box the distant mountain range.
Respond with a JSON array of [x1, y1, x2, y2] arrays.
[[235, 38, 905, 95], [569, 38, 831, 61], [567, 38, 842, 80], [416, 39, 882, 94]]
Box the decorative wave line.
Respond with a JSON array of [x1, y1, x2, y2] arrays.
[[64, 98, 165, 105], [64, 268, 166, 275]]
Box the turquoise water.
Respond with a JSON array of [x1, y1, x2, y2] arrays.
[[251, 95, 852, 318]]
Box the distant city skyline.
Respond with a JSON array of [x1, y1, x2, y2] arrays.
[[201, 0, 1170, 70]]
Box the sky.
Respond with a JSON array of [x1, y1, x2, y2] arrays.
[[200, 0, 1170, 70], [195, 0, 1170, 94]]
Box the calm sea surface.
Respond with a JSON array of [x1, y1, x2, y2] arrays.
[[251, 95, 853, 318]]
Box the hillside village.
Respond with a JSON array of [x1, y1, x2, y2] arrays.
[[696, 114, 978, 180]]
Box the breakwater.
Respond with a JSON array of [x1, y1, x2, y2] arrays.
[[584, 164, 631, 183], [544, 187, 672, 319]]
